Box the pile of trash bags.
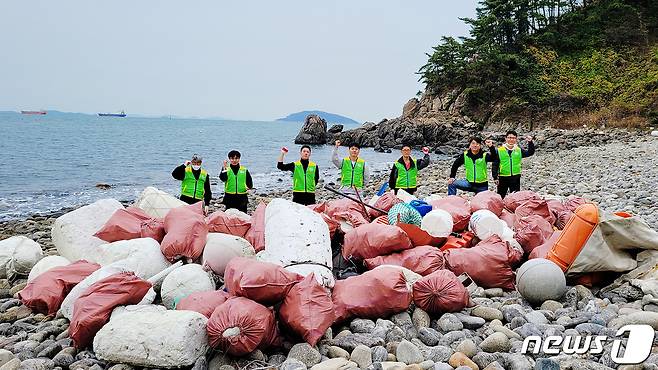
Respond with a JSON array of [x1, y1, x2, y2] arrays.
[[6, 185, 658, 366]]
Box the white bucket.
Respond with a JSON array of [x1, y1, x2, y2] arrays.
[[396, 189, 417, 203], [469, 209, 505, 240], [421, 209, 454, 237]]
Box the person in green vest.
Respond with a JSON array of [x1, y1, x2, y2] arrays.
[[219, 150, 253, 213], [491, 130, 535, 198], [388, 145, 431, 195], [277, 145, 319, 205], [447, 137, 496, 195], [331, 140, 369, 195], [171, 153, 212, 207]]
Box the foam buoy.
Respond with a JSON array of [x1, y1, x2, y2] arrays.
[[516, 258, 566, 304]]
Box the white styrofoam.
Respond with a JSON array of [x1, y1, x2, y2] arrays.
[[27, 255, 70, 282], [92, 238, 171, 279], [133, 187, 186, 219], [160, 263, 214, 309], [259, 198, 334, 288], [94, 310, 208, 368], [202, 233, 255, 276], [51, 199, 123, 261]]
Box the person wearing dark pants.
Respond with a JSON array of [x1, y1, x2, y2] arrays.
[[491, 130, 535, 198], [277, 145, 319, 205], [171, 153, 212, 209], [219, 150, 253, 213], [448, 137, 496, 195], [388, 145, 431, 195]]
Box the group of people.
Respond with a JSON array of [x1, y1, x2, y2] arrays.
[[171, 130, 535, 212]]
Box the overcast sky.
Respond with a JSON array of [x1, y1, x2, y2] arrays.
[[0, 1, 476, 122]]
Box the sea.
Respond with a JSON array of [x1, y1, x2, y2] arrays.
[[0, 111, 430, 221]]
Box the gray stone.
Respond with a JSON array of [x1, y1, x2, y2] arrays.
[[483, 361, 505, 370], [489, 324, 522, 340], [332, 334, 385, 353], [472, 353, 503, 369], [0, 358, 20, 370], [36, 343, 61, 359], [328, 346, 350, 359], [455, 339, 477, 358], [280, 359, 307, 370], [288, 343, 322, 368], [418, 328, 441, 347], [396, 341, 424, 365], [268, 354, 287, 367], [107, 365, 134, 370], [575, 323, 606, 335], [372, 320, 395, 340], [295, 114, 327, 144], [386, 327, 406, 343], [0, 350, 15, 368], [480, 333, 510, 353], [452, 313, 485, 329], [432, 363, 453, 370], [438, 331, 466, 347], [540, 300, 563, 312], [16, 352, 34, 362], [351, 319, 376, 334], [534, 358, 559, 370], [311, 358, 358, 370], [420, 346, 452, 363], [413, 309, 431, 329], [435, 314, 463, 332], [501, 354, 533, 370], [17, 359, 55, 370], [218, 366, 235, 370], [418, 360, 434, 370], [350, 345, 372, 369], [509, 316, 528, 329], [525, 311, 549, 325], [501, 304, 526, 322], [470, 306, 503, 321], [372, 347, 388, 363], [392, 312, 418, 340], [51, 354, 74, 369]]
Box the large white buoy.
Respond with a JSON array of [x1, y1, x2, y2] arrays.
[[421, 209, 454, 237], [516, 258, 567, 304]]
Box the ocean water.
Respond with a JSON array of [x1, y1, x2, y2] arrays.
[[0, 111, 424, 221]]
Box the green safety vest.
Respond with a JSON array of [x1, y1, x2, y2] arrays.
[[394, 158, 417, 189], [341, 157, 365, 188], [225, 166, 248, 194], [181, 166, 207, 200], [464, 151, 488, 184], [497, 146, 522, 176], [292, 161, 316, 193]]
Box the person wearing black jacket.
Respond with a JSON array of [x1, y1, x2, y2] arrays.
[[219, 150, 253, 213], [490, 130, 536, 198], [388, 145, 431, 195], [171, 154, 212, 207], [277, 145, 320, 205], [448, 137, 495, 195]]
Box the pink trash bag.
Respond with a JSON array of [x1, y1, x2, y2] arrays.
[[412, 269, 470, 314], [161, 202, 208, 262], [470, 191, 504, 217], [206, 211, 251, 238], [245, 202, 266, 252], [503, 190, 541, 212], [342, 223, 413, 261], [364, 245, 445, 276]]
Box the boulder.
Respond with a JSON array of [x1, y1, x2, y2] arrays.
[[94, 310, 208, 367], [295, 114, 328, 144]]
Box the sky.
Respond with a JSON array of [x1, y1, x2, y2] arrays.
[[0, 1, 477, 123]]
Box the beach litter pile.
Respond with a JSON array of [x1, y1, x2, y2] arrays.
[[1, 186, 658, 369]]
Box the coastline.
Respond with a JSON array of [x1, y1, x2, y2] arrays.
[[2, 135, 656, 254]]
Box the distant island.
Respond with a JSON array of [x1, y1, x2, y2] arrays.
[[277, 111, 359, 125]]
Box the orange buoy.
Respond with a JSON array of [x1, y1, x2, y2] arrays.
[[440, 231, 475, 251], [546, 203, 599, 272]]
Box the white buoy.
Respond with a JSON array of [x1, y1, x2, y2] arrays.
[[516, 258, 567, 304]]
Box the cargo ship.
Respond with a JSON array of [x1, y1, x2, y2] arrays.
[[98, 110, 126, 117], [21, 110, 47, 115]]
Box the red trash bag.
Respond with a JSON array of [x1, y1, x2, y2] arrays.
[[224, 257, 303, 305], [412, 269, 470, 314], [70, 272, 152, 349], [503, 190, 541, 212], [514, 215, 555, 254], [499, 209, 516, 229], [429, 196, 471, 232], [175, 290, 230, 318], [529, 231, 561, 260], [368, 192, 402, 219], [470, 191, 504, 217], [206, 297, 279, 356], [161, 202, 208, 262], [279, 274, 335, 347], [206, 211, 251, 238], [443, 235, 522, 290], [245, 202, 266, 252], [332, 267, 412, 323], [94, 207, 160, 243], [140, 218, 166, 242], [563, 196, 590, 212], [342, 223, 413, 261], [308, 203, 340, 239], [364, 245, 445, 276], [326, 198, 371, 227], [515, 199, 555, 225], [19, 260, 101, 316]]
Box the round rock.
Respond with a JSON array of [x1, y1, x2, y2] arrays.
[[516, 259, 566, 304]]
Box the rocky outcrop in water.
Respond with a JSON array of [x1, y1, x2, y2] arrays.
[[294, 114, 328, 145]]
